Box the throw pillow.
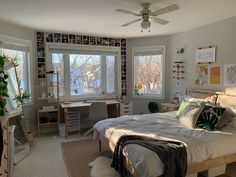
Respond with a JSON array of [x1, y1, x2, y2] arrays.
[[196, 106, 226, 131], [215, 108, 234, 129], [176, 100, 191, 118], [178, 103, 204, 128]]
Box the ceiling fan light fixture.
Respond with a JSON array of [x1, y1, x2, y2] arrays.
[[141, 20, 151, 30]]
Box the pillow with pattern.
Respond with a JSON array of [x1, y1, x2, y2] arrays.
[[196, 106, 226, 131], [178, 103, 204, 128]]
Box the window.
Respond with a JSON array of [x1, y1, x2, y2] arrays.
[[48, 44, 120, 99], [133, 46, 165, 98], [0, 36, 32, 104]]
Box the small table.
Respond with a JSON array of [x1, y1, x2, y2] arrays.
[[160, 103, 179, 112]]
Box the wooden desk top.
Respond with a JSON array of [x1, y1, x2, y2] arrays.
[[60, 99, 120, 108]]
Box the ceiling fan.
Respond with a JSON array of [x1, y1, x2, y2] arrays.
[[116, 2, 180, 32]]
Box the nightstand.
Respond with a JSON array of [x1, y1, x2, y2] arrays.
[[160, 103, 179, 112]]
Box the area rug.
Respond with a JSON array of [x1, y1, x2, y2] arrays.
[[61, 138, 112, 177], [61, 139, 235, 177]]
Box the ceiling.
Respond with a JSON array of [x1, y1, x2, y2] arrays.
[[0, 0, 236, 38]]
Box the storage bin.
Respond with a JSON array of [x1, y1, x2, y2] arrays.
[[58, 123, 65, 137]]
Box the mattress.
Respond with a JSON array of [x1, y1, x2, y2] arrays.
[[94, 112, 236, 177]]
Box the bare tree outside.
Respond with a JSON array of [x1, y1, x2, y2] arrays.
[[52, 53, 116, 97], [106, 56, 115, 94], [70, 55, 101, 95], [52, 53, 64, 96], [136, 55, 162, 94]]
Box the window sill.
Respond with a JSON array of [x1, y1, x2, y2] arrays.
[[62, 95, 117, 102], [132, 94, 164, 100]]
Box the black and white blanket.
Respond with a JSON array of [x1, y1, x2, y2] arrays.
[[111, 135, 187, 177]]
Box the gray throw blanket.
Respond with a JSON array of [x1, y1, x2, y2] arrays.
[[111, 135, 187, 177]]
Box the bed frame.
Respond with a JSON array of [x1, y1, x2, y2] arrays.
[[96, 131, 236, 177]]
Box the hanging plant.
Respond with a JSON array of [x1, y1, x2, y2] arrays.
[[0, 55, 10, 116]]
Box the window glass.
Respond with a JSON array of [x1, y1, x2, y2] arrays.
[[51, 51, 118, 99], [52, 53, 64, 97], [106, 56, 115, 94], [70, 54, 101, 96], [2, 49, 31, 102], [133, 46, 164, 98]]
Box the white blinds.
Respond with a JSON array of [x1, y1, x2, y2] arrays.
[[0, 41, 29, 52], [48, 45, 119, 56], [134, 48, 163, 56]]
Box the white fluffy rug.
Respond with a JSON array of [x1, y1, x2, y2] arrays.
[[88, 156, 121, 177]]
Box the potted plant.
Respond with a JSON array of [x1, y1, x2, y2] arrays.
[[0, 55, 10, 116]]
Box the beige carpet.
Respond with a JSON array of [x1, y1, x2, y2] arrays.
[[61, 139, 111, 177], [61, 139, 236, 177]]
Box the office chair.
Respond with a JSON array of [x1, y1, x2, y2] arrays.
[[84, 102, 108, 136]]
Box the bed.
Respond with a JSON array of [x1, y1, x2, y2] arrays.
[[93, 89, 236, 177]]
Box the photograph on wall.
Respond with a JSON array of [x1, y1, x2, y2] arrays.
[[109, 38, 115, 46], [54, 33, 61, 43], [89, 36, 96, 45], [223, 64, 236, 86], [83, 36, 89, 45], [62, 34, 69, 43], [115, 38, 121, 46], [76, 35, 82, 44], [209, 66, 221, 85], [96, 37, 102, 45], [102, 37, 109, 46], [45, 33, 53, 42], [195, 64, 208, 85], [69, 34, 76, 44]]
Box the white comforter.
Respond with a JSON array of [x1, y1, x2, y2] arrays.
[[93, 112, 236, 177]]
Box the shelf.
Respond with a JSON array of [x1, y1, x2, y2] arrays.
[[39, 122, 58, 126], [38, 109, 59, 113]]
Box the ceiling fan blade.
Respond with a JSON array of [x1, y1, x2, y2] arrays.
[[151, 4, 180, 16], [121, 18, 142, 27], [116, 9, 141, 16], [152, 17, 169, 25]]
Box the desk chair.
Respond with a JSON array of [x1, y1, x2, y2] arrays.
[[84, 102, 108, 136]]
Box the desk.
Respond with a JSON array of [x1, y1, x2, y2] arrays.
[[60, 99, 120, 137]]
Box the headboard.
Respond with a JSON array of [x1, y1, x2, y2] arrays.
[[186, 88, 236, 115]]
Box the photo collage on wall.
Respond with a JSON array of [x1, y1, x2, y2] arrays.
[[36, 31, 127, 95]]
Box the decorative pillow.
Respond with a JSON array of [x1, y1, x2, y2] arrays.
[[215, 108, 234, 129], [178, 104, 204, 128], [176, 99, 191, 118], [196, 106, 226, 131], [216, 95, 236, 115], [188, 92, 218, 104]]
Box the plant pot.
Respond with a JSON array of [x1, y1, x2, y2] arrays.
[[27, 132, 33, 147]]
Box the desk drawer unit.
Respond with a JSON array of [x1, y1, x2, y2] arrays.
[[67, 112, 80, 133], [120, 102, 133, 116]]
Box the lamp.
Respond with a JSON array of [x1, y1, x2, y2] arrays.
[[141, 13, 150, 32]]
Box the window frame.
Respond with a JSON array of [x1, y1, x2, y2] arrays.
[[132, 45, 165, 99], [46, 43, 121, 101], [0, 34, 33, 105]]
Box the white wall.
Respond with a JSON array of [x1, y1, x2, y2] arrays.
[[169, 16, 236, 98], [127, 16, 236, 114], [0, 20, 37, 133]]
